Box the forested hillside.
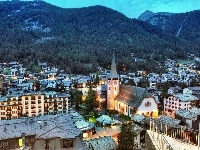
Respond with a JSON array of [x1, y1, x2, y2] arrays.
[[0, 1, 199, 74], [138, 10, 200, 45]]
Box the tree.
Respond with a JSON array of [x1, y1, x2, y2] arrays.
[[117, 122, 137, 150], [94, 74, 100, 85], [137, 77, 150, 88], [85, 88, 99, 114], [69, 89, 83, 110], [33, 81, 40, 91], [127, 79, 136, 86]]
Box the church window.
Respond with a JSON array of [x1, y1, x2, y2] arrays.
[[115, 87, 116, 90], [109, 87, 110, 90]]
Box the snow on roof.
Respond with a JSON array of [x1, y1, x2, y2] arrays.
[[175, 107, 200, 119], [133, 124, 144, 134], [158, 115, 181, 126], [96, 115, 114, 124], [0, 114, 81, 140], [173, 93, 198, 102], [84, 136, 116, 150], [75, 120, 89, 129], [132, 114, 145, 123]]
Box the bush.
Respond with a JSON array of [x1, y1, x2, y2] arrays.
[[106, 109, 119, 115], [119, 114, 131, 121]]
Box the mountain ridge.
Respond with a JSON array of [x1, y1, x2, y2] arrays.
[[138, 10, 200, 45], [0, 1, 199, 74]]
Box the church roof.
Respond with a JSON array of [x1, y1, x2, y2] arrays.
[[115, 84, 152, 108]]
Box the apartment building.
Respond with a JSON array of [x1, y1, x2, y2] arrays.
[[0, 91, 70, 120], [164, 93, 199, 118]]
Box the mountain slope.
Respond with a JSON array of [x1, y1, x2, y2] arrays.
[[138, 10, 200, 45], [0, 1, 199, 74]]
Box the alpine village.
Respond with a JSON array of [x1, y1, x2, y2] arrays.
[[0, 1, 200, 150]]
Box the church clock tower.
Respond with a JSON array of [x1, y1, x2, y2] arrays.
[[107, 53, 119, 110]]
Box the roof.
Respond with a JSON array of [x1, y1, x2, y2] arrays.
[[0, 113, 82, 140], [84, 136, 116, 150], [173, 93, 198, 102], [115, 84, 152, 108], [175, 107, 200, 119], [132, 114, 146, 124], [158, 115, 181, 126]]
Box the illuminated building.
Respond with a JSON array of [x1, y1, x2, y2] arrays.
[[0, 91, 70, 120], [107, 53, 158, 118]]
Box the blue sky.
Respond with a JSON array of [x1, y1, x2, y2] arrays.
[[44, 0, 200, 18]]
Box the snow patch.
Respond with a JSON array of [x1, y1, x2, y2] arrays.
[[176, 17, 187, 37], [35, 37, 54, 43], [23, 18, 51, 33], [150, 18, 158, 25]]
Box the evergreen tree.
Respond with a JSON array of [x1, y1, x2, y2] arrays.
[[69, 89, 83, 110], [85, 88, 99, 113], [137, 77, 150, 88], [117, 122, 137, 150]]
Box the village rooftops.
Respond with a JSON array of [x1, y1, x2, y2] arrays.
[[173, 93, 198, 102], [0, 113, 82, 140], [175, 107, 200, 119]]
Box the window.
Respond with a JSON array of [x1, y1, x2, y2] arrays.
[[145, 102, 151, 107], [46, 140, 49, 149], [63, 140, 73, 148], [1, 112, 5, 115]]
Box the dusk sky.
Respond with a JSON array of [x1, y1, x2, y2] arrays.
[[44, 0, 200, 18]]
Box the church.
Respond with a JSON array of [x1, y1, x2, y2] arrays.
[[106, 53, 158, 118]]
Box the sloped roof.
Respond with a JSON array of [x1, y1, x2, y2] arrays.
[[84, 136, 116, 150], [115, 84, 152, 108], [158, 115, 181, 126], [0, 114, 82, 140], [175, 107, 200, 119]]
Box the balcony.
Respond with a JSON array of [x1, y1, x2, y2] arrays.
[[7, 108, 11, 111]]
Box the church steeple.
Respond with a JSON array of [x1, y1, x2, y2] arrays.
[[109, 52, 118, 78], [107, 52, 120, 110]]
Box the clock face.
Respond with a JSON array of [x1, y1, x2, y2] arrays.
[[114, 81, 117, 85], [108, 80, 111, 85]]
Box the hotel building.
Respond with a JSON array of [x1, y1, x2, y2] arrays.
[[0, 91, 70, 120]]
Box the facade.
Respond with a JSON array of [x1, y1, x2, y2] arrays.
[[114, 85, 158, 118], [0, 91, 70, 120], [164, 93, 199, 118]]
